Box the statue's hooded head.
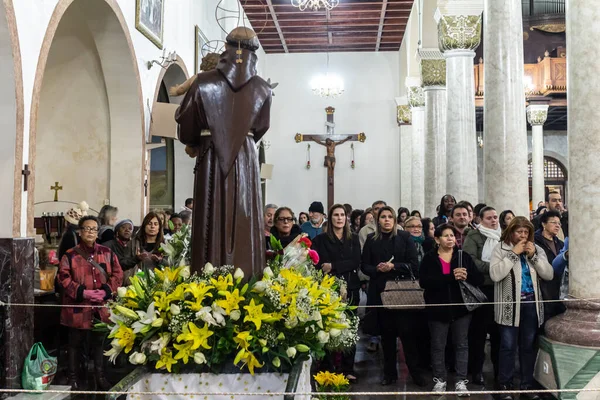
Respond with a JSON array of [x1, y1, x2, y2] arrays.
[[217, 27, 261, 90]]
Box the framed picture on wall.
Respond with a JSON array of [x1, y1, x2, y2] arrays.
[[136, 0, 164, 49], [195, 25, 209, 74]]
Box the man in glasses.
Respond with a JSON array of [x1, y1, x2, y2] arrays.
[[58, 215, 123, 391]]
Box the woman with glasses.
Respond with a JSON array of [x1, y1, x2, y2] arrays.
[[268, 207, 302, 248], [361, 206, 424, 386], [490, 217, 553, 400], [312, 204, 361, 382], [533, 211, 565, 322], [404, 216, 429, 263]]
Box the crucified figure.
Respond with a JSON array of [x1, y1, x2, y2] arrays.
[[313, 137, 352, 171]]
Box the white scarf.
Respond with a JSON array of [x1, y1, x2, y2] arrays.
[[478, 225, 502, 262]]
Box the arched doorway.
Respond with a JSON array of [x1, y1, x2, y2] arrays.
[[0, 0, 23, 238], [528, 155, 568, 204], [28, 0, 144, 234], [147, 59, 189, 212]]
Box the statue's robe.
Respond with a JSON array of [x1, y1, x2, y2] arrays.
[[175, 68, 271, 277]]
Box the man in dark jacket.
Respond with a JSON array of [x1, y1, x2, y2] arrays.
[[532, 191, 568, 239]]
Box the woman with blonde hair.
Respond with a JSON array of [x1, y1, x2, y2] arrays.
[[490, 217, 553, 400]]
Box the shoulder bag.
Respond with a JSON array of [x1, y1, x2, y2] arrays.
[[380, 256, 425, 310], [457, 249, 488, 311]]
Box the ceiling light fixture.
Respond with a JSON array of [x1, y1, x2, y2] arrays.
[[310, 53, 344, 98], [291, 0, 339, 12]]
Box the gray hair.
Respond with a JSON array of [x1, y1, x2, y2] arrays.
[[264, 204, 278, 213], [180, 210, 192, 223]]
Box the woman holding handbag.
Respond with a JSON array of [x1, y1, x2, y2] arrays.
[[419, 224, 484, 396], [361, 206, 424, 387], [312, 204, 361, 382]]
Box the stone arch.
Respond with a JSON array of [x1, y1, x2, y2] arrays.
[[528, 151, 569, 203], [27, 0, 145, 235], [0, 0, 24, 238]]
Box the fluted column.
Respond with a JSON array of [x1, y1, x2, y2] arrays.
[[396, 97, 412, 209], [544, 0, 600, 348], [421, 56, 447, 217], [437, 3, 483, 204], [483, 0, 529, 217], [526, 104, 548, 208], [408, 84, 425, 215]]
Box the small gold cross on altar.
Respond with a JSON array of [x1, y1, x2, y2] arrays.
[[50, 181, 62, 202]]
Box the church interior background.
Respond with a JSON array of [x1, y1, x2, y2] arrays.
[[0, 0, 598, 398]]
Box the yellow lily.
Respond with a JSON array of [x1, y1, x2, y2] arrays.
[[173, 341, 194, 364], [243, 299, 271, 330], [233, 331, 253, 350], [215, 288, 245, 315], [176, 322, 213, 350], [155, 348, 177, 372], [155, 266, 182, 284], [114, 325, 136, 354], [210, 274, 233, 291], [184, 283, 214, 311]]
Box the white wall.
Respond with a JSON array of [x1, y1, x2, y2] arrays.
[[263, 52, 401, 214], [35, 6, 110, 214]]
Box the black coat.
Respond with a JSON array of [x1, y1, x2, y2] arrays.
[[58, 224, 79, 261], [312, 232, 361, 290], [534, 231, 565, 319], [104, 239, 138, 271], [419, 248, 484, 322], [532, 212, 569, 237], [360, 231, 419, 335]]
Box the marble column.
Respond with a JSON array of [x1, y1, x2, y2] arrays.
[[408, 85, 425, 215], [437, 8, 482, 204], [483, 0, 529, 217], [544, 0, 600, 348], [0, 238, 35, 389], [526, 104, 548, 208], [421, 57, 447, 217], [396, 98, 412, 209]]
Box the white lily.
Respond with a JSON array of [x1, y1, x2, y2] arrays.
[[234, 268, 244, 281], [132, 302, 158, 334], [329, 328, 342, 338], [196, 307, 219, 326], [104, 339, 122, 364], [252, 281, 268, 293], [148, 333, 171, 355], [108, 311, 129, 337]]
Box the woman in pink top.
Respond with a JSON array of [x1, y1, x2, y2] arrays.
[[419, 224, 484, 396]]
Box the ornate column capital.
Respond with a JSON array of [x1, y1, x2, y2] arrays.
[[527, 104, 549, 126], [395, 96, 412, 125], [420, 56, 447, 87], [407, 86, 425, 108], [437, 14, 482, 52]]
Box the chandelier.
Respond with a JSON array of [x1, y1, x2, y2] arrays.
[[291, 0, 339, 11], [311, 74, 344, 98]]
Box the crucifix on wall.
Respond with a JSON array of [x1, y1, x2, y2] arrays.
[[295, 106, 366, 210]]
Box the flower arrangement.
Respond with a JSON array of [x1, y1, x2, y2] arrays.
[[313, 371, 351, 400], [97, 237, 358, 375], [160, 224, 191, 267]]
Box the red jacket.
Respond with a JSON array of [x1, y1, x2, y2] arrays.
[[58, 243, 123, 329]]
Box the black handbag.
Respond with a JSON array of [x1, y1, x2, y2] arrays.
[[457, 250, 488, 311]]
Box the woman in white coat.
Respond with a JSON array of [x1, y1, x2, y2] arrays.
[[490, 216, 553, 400]]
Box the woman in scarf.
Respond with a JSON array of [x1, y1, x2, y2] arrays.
[[462, 206, 502, 385]]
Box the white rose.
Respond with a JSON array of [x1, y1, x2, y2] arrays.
[[234, 268, 244, 280], [329, 328, 342, 338], [170, 304, 181, 315], [193, 352, 207, 365], [262, 267, 273, 278], [129, 352, 147, 365], [317, 331, 330, 344], [230, 310, 241, 321], [253, 281, 268, 293], [203, 263, 215, 275], [117, 287, 127, 298], [179, 266, 190, 279], [286, 347, 297, 358]]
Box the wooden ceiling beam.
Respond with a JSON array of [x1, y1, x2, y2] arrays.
[[265, 0, 288, 53], [375, 0, 389, 51]]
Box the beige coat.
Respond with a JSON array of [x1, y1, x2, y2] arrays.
[[489, 241, 553, 327]]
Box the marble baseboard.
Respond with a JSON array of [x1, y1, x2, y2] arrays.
[[0, 237, 35, 389], [545, 301, 600, 347]]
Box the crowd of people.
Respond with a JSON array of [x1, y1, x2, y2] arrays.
[[264, 192, 569, 398], [54, 198, 194, 389], [52, 191, 570, 397]]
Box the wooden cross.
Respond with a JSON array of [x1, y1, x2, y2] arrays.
[[50, 181, 62, 202], [295, 106, 366, 210], [22, 164, 30, 191]]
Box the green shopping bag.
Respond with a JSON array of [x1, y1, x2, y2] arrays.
[[21, 342, 57, 390]]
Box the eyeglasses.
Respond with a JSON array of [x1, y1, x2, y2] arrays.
[[547, 221, 562, 226], [81, 227, 98, 233], [405, 225, 422, 230], [277, 217, 293, 223]]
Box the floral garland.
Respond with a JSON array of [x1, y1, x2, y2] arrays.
[[97, 235, 359, 375]]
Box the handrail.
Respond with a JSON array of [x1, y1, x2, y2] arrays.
[[522, 0, 565, 16]]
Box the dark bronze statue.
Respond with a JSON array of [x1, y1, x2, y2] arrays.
[[175, 27, 271, 277]]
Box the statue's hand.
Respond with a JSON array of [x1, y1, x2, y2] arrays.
[[185, 145, 199, 158]]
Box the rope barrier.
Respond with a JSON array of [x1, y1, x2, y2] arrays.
[[4, 296, 599, 309], [1, 387, 600, 396]]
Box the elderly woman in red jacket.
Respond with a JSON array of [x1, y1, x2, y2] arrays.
[[58, 215, 123, 391]]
